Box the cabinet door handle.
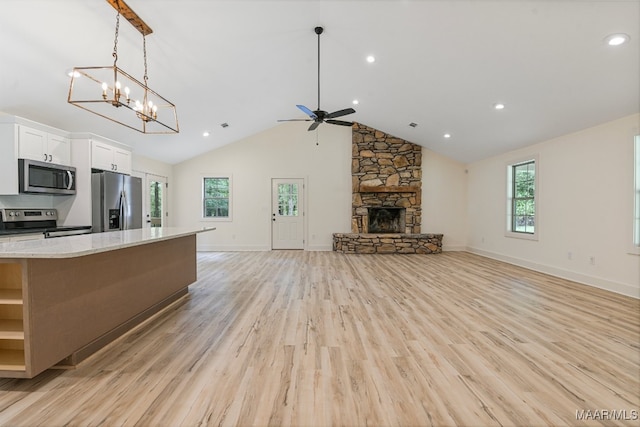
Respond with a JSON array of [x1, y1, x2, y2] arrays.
[[48, 154, 52, 162], [44, 153, 47, 161]]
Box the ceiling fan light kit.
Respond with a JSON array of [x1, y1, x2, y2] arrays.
[[279, 26, 356, 131], [67, 0, 179, 134]]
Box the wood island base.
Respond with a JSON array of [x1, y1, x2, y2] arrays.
[[0, 233, 198, 379]]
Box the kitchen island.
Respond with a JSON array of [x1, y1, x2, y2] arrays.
[[0, 227, 214, 378]]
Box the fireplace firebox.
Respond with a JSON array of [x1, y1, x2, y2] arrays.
[[367, 207, 406, 233]]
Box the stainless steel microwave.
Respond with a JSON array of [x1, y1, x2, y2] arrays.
[[18, 159, 76, 195]]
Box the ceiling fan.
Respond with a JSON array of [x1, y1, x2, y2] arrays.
[[278, 26, 355, 131]]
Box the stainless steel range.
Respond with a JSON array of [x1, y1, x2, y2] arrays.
[[0, 208, 92, 239]]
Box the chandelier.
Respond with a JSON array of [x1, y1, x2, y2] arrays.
[[67, 0, 179, 134]]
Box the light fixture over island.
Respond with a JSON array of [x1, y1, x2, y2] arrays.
[[0, 227, 214, 378]]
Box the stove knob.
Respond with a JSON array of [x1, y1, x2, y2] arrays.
[[14, 212, 20, 217], [9, 212, 15, 217]]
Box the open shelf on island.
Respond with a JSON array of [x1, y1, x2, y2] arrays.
[[0, 289, 23, 304], [0, 263, 25, 373], [0, 343, 25, 371]]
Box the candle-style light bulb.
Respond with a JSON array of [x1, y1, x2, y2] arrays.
[[101, 82, 108, 99], [115, 81, 121, 100], [124, 86, 130, 103]]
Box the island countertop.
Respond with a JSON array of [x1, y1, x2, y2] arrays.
[[0, 227, 215, 259]]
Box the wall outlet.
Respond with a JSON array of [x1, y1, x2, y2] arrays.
[[589, 256, 596, 265]]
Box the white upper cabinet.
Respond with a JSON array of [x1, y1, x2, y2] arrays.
[[18, 125, 71, 165], [91, 140, 132, 175], [0, 116, 72, 195]]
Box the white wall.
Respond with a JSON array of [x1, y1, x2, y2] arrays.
[[422, 148, 468, 251], [466, 114, 640, 298], [173, 122, 353, 251]]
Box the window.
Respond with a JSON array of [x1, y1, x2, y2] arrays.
[[149, 180, 163, 227], [277, 183, 299, 216], [634, 135, 640, 248], [506, 157, 538, 239], [203, 177, 231, 220]]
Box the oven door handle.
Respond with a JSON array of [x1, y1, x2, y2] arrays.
[[66, 170, 74, 190]]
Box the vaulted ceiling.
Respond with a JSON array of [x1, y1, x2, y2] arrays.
[[1, 0, 638, 165]]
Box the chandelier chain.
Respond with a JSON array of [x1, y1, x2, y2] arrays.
[[112, 5, 120, 67], [143, 35, 149, 86]]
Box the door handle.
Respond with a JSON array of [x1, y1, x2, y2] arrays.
[[66, 170, 74, 190]]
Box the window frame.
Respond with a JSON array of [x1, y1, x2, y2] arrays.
[[505, 155, 539, 241], [201, 175, 232, 222]]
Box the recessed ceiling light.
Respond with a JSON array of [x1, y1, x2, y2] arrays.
[[604, 33, 630, 46], [203, 131, 210, 137], [352, 99, 359, 105], [494, 103, 505, 110], [443, 133, 451, 138], [366, 55, 376, 63]]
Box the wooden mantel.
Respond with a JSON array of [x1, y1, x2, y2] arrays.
[[359, 184, 421, 193]]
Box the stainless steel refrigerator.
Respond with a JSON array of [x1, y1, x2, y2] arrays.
[[91, 171, 142, 232]]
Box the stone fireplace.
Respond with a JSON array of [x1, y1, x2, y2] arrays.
[[333, 122, 443, 254]]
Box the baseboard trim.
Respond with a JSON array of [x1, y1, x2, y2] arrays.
[[198, 244, 334, 251], [198, 244, 271, 251], [307, 244, 333, 251], [466, 246, 639, 299], [443, 245, 466, 252]]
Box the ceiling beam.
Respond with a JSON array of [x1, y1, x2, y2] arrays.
[[105, 0, 153, 36]]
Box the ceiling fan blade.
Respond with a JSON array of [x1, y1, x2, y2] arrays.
[[277, 119, 312, 122], [326, 119, 353, 127], [326, 108, 355, 119], [296, 105, 318, 119], [308, 121, 321, 131]]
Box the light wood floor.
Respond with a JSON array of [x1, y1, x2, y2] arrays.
[[0, 251, 638, 426]]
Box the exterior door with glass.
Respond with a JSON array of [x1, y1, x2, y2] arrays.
[[272, 178, 304, 250], [146, 174, 167, 228]]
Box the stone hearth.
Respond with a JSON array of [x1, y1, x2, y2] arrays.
[[333, 233, 443, 254]]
